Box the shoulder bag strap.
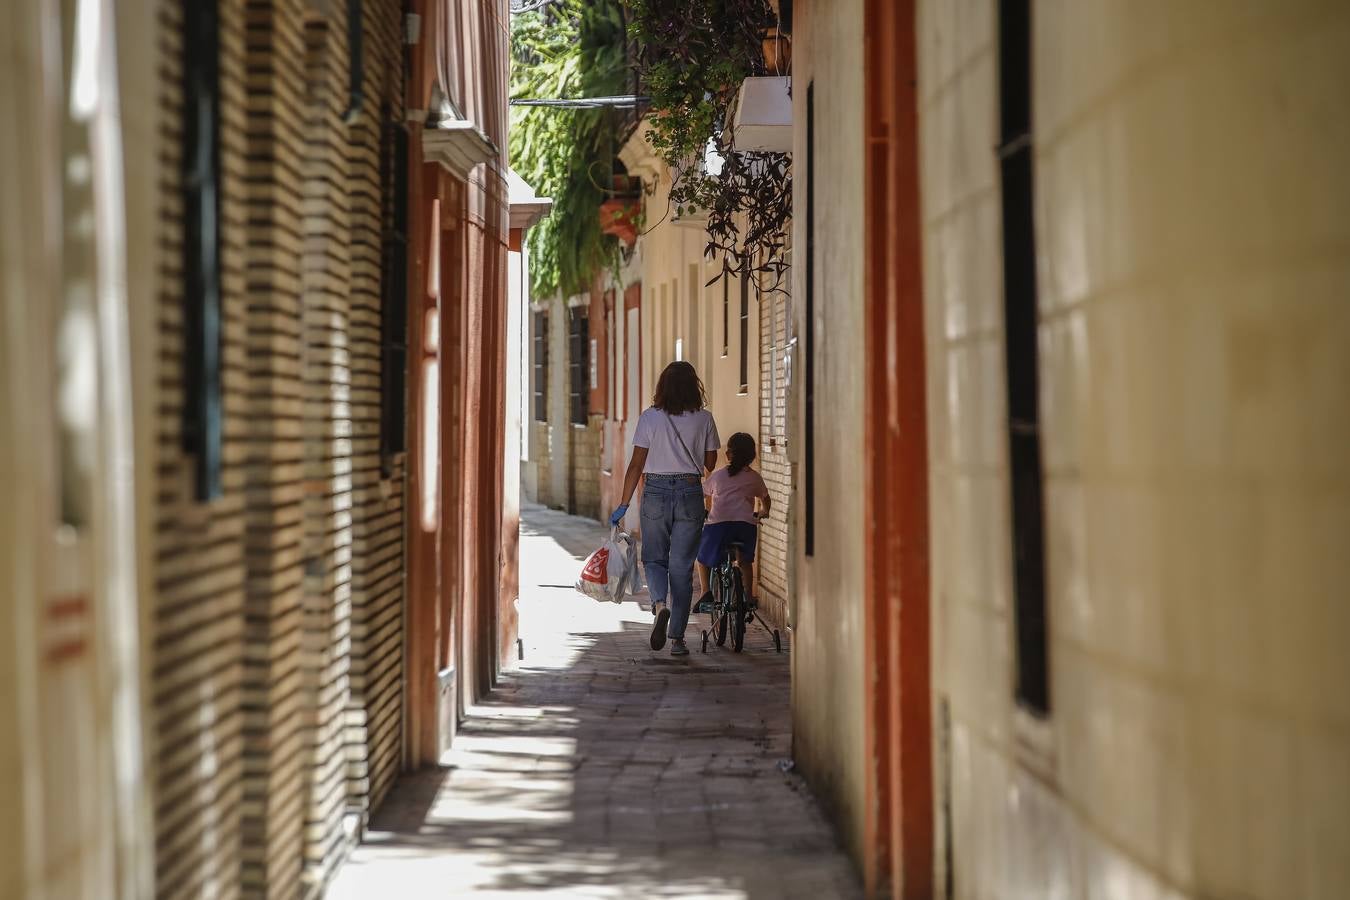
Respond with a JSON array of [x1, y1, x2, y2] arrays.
[[663, 411, 703, 474]]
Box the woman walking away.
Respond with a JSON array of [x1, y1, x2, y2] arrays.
[[695, 432, 771, 611], [610, 361, 720, 656]]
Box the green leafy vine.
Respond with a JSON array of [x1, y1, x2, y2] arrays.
[[510, 0, 629, 299]]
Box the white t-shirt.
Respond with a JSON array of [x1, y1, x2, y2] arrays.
[[632, 407, 720, 475]]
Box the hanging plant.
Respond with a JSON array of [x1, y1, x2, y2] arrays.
[[626, 0, 791, 296], [510, 0, 629, 299]]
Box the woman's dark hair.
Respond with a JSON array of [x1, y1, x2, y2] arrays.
[[652, 361, 707, 415], [726, 432, 757, 476]]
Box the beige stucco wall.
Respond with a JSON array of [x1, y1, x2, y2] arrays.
[[921, 1, 1350, 897], [633, 156, 760, 446], [1, 3, 159, 894], [788, 0, 868, 864]]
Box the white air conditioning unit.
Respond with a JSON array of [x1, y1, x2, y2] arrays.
[[671, 205, 709, 229], [731, 76, 792, 153]]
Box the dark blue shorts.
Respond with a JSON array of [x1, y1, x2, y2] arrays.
[[696, 521, 759, 567]]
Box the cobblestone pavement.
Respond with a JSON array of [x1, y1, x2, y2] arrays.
[[330, 504, 861, 899]]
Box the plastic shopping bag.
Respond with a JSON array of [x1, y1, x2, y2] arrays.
[[576, 527, 637, 604]]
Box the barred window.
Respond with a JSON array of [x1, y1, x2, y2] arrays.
[[533, 310, 548, 422]]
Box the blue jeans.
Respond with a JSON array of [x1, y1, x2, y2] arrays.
[[640, 474, 705, 641]]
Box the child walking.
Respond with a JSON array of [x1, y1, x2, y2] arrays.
[[695, 433, 771, 610]]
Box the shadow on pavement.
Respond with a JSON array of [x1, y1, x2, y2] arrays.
[[333, 505, 859, 899]]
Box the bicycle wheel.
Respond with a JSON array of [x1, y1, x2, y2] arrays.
[[712, 572, 729, 646], [730, 569, 747, 653]]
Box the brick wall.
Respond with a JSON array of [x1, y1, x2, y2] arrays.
[[152, 2, 249, 896], [153, 1, 405, 896], [298, 16, 359, 891], [345, 0, 406, 818], [239, 2, 309, 895], [344, 0, 405, 826], [757, 287, 793, 627], [569, 416, 604, 521], [531, 420, 557, 508]]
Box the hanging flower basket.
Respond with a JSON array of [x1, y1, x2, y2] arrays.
[[599, 198, 640, 246]]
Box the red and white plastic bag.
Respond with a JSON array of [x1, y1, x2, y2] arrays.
[[576, 527, 637, 603]]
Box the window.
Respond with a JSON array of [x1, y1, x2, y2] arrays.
[[606, 294, 616, 418], [739, 259, 750, 394], [344, 0, 364, 119], [182, 0, 223, 501], [379, 119, 410, 468], [569, 310, 589, 425], [804, 82, 817, 556], [999, 0, 1050, 716], [722, 271, 730, 357], [533, 310, 548, 422], [672, 277, 680, 363], [687, 264, 700, 366], [658, 282, 669, 366]]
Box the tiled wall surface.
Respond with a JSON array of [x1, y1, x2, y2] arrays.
[[919, 1, 1350, 897]]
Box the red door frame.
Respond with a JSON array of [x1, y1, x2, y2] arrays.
[[404, 141, 437, 768], [863, 2, 933, 897]]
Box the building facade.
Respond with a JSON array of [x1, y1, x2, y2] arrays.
[[0, 0, 516, 897], [524, 289, 605, 520], [403, 0, 515, 773], [525, 121, 766, 539], [621, 122, 762, 452], [789, 1, 1350, 898]]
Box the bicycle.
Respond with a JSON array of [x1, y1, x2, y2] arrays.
[[699, 516, 782, 655]]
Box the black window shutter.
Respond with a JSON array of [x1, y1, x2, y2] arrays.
[[999, 0, 1050, 716], [570, 312, 589, 426], [182, 0, 223, 501], [534, 311, 548, 422]]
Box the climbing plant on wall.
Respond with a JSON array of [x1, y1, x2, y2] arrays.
[[626, 0, 791, 295], [510, 0, 629, 299]]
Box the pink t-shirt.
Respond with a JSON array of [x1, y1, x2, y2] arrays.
[[703, 466, 768, 525]]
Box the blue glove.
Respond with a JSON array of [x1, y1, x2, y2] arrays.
[[609, 504, 629, 527]]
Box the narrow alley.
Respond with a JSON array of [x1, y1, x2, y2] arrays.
[[6, 1, 1350, 898], [331, 505, 859, 898]]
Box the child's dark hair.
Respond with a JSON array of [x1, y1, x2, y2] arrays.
[[652, 361, 707, 414], [726, 432, 757, 476]]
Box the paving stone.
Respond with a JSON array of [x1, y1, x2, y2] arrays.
[[330, 504, 861, 899]]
